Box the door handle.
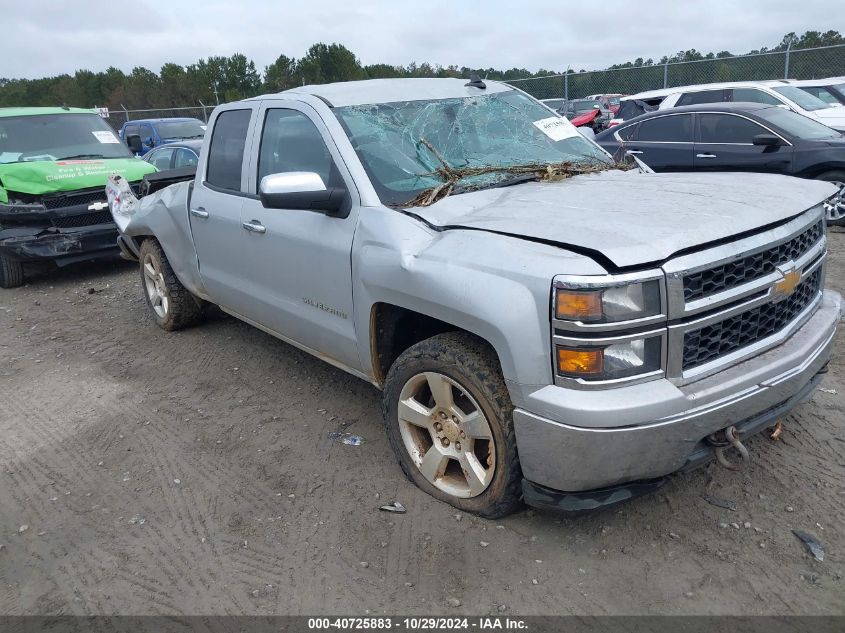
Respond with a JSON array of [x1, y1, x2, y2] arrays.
[[190, 207, 209, 219], [626, 149, 643, 155], [242, 220, 266, 234], [696, 153, 717, 158]]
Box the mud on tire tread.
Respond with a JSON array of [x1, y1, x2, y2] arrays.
[[138, 238, 203, 331], [0, 253, 24, 289], [382, 331, 523, 518]]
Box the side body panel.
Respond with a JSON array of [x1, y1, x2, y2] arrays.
[[350, 206, 608, 404]]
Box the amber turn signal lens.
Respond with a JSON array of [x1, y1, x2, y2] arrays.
[[555, 290, 603, 321], [557, 347, 604, 376]]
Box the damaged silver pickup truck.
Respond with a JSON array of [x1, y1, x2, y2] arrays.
[[107, 78, 842, 517]]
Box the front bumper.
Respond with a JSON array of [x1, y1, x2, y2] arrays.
[[515, 290, 842, 502], [0, 224, 120, 265]]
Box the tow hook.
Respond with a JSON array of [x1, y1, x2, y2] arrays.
[[707, 425, 750, 471]]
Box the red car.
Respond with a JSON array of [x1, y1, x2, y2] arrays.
[[587, 93, 625, 114]]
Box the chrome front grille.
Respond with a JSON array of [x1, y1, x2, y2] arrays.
[[681, 268, 822, 370], [682, 220, 824, 302], [664, 207, 827, 383]]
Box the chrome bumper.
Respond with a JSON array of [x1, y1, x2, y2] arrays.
[[515, 290, 842, 493]]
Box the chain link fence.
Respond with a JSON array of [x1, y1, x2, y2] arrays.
[[101, 104, 213, 131], [507, 44, 845, 100]]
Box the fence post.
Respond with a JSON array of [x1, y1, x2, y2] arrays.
[[784, 41, 792, 79], [199, 100, 208, 122], [564, 72, 569, 100], [120, 104, 129, 123], [663, 63, 669, 88]]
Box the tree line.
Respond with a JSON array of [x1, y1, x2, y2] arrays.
[[0, 30, 842, 110]]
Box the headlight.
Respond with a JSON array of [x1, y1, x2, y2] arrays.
[[556, 335, 662, 381], [554, 280, 661, 323]]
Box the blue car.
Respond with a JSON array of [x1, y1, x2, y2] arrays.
[[118, 117, 206, 156]]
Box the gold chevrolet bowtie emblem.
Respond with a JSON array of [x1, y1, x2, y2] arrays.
[[772, 265, 800, 302]]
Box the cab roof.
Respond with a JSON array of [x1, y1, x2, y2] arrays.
[[0, 106, 96, 118], [250, 78, 513, 107]]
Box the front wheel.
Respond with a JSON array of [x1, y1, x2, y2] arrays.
[[138, 238, 203, 331], [816, 170, 845, 226], [383, 332, 522, 518], [0, 252, 24, 289]]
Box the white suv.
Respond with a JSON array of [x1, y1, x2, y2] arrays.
[[615, 80, 845, 132]]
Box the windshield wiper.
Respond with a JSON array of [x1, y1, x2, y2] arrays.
[[59, 154, 110, 160]]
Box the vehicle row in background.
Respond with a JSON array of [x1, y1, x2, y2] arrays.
[[609, 80, 845, 130], [118, 117, 206, 156], [595, 102, 845, 225]]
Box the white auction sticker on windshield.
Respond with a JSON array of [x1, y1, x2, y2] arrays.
[[532, 116, 580, 142], [92, 130, 120, 144]]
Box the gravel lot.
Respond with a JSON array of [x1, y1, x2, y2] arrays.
[[0, 229, 843, 616]]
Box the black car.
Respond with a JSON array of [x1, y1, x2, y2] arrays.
[[595, 102, 845, 224]]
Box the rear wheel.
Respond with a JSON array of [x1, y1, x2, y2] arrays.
[[816, 170, 845, 226], [0, 252, 24, 289], [383, 332, 522, 518], [138, 238, 203, 331]]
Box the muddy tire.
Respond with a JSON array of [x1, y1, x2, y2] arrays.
[[816, 170, 845, 226], [138, 238, 203, 331], [0, 252, 24, 289], [383, 332, 522, 518]]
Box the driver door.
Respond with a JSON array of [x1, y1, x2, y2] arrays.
[[237, 101, 362, 372]]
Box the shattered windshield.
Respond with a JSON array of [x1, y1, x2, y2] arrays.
[[334, 90, 612, 206], [0, 113, 133, 163]]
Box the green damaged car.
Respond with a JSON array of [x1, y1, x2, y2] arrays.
[[0, 107, 156, 288]]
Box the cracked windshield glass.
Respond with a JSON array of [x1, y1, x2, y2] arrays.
[[334, 90, 611, 206]]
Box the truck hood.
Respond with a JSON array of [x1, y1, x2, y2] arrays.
[[409, 171, 836, 269], [0, 158, 156, 203]]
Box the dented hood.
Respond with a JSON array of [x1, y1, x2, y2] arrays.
[[410, 171, 836, 268]]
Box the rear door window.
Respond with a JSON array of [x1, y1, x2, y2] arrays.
[[147, 148, 174, 170], [677, 89, 727, 106], [205, 109, 252, 192], [698, 114, 768, 144], [637, 114, 693, 142], [174, 147, 199, 168]]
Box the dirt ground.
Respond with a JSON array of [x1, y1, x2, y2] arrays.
[[0, 229, 843, 617]]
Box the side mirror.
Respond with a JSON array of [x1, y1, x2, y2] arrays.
[[259, 172, 347, 217], [752, 133, 782, 146], [126, 134, 143, 154]]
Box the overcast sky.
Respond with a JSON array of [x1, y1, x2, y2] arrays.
[[0, 0, 835, 79]]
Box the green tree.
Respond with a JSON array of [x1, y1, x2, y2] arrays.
[[298, 43, 364, 84], [264, 54, 299, 92]]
